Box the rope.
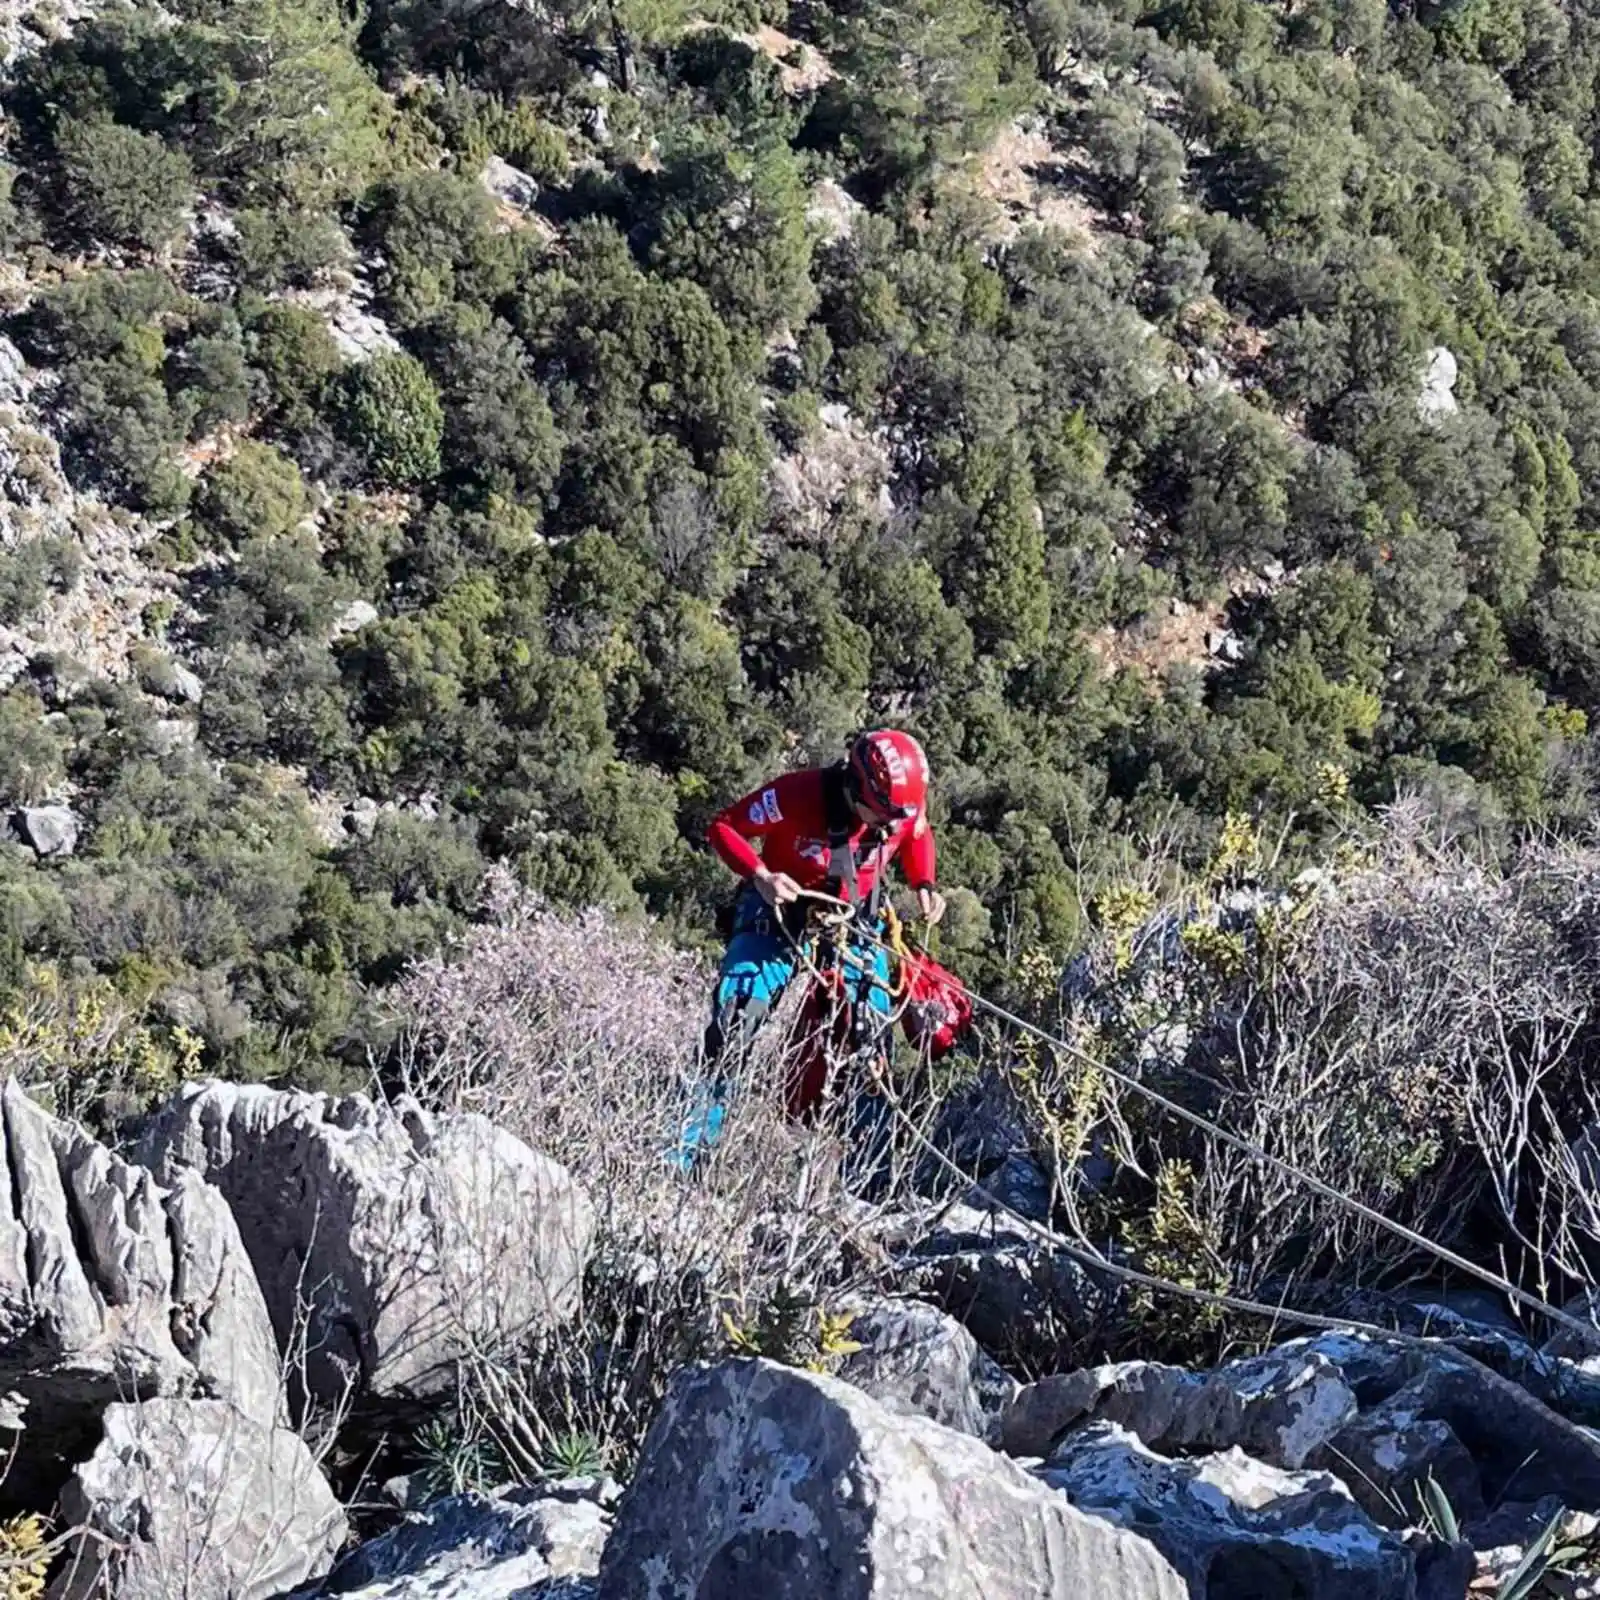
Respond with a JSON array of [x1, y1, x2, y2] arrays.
[[780, 885, 1599, 1347], [863, 1058, 1509, 1353]]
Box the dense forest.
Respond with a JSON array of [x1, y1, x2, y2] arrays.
[[2, 0, 1599, 1108]]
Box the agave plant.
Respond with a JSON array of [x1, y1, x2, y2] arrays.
[[541, 1429, 608, 1481], [1494, 1505, 1589, 1600], [1421, 1477, 1593, 1600]]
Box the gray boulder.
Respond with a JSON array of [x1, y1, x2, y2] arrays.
[[481, 155, 541, 215], [11, 803, 78, 858], [1317, 1398, 1484, 1529], [1301, 1333, 1600, 1518], [1004, 1346, 1357, 1469], [50, 1398, 346, 1600], [1042, 1422, 1418, 1599], [965, 1151, 1053, 1222], [886, 1202, 1114, 1370], [835, 1296, 1017, 1444], [1417, 346, 1459, 420], [0, 1078, 281, 1498], [0, 335, 27, 402], [595, 1357, 1187, 1600], [137, 1080, 596, 1404], [149, 717, 197, 755], [331, 599, 380, 640], [296, 1480, 612, 1597]]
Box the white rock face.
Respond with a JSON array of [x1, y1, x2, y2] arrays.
[[836, 1295, 1017, 1444], [481, 155, 541, 216], [297, 1481, 614, 1598], [50, 1398, 346, 1600], [1418, 346, 1459, 418], [806, 178, 865, 244], [283, 272, 402, 363], [768, 402, 893, 539], [1042, 1422, 1416, 1599], [137, 1080, 597, 1404], [0, 1079, 282, 1499], [11, 803, 79, 858], [0, 0, 103, 67], [331, 598, 381, 639], [0, 404, 179, 683]]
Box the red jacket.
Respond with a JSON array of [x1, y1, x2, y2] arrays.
[[707, 766, 937, 904]]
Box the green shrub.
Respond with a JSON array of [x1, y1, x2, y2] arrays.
[[334, 353, 444, 486], [0, 690, 66, 805], [243, 302, 343, 430], [232, 207, 349, 291], [193, 441, 310, 547], [0, 537, 82, 625], [53, 120, 195, 252]]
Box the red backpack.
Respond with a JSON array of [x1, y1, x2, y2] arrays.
[[897, 948, 975, 1059]]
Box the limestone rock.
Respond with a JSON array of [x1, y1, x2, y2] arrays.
[[0, 336, 27, 403], [835, 1296, 1016, 1444], [1301, 1332, 1600, 1519], [331, 599, 380, 639], [885, 1201, 1114, 1371], [0, 1078, 281, 1498], [806, 178, 865, 243], [1043, 1422, 1417, 1600], [768, 401, 892, 540], [50, 1398, 346, 1600], [11, 803, 78, 858], [481, 155, 542, 220], [295, 1480, 613, 1598], [595, 1357, 1187, 1600], [137, 1080, 596, 1404], [1004, 1347, 1356, 1469]]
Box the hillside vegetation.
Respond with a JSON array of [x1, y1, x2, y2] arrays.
[[2, 0, 1600, 1106]]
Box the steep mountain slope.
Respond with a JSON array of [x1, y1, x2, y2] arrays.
[[1, 0, 1599, 1104]]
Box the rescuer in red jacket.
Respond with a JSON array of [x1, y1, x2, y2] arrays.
[[700, 728, 946, 1063]]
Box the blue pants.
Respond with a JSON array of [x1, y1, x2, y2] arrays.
[[668, 886, 893, 1169]]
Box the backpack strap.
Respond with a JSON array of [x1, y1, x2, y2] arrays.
[[822, 760, 891, 924]]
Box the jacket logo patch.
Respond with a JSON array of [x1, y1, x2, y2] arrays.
[[748, 800, 765, 824], [761, 788, 782, 823], [797, 839, 827, 863], [875, 736, 907, 785]]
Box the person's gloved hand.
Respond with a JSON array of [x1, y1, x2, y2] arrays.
[[754, 867, 801, 908], [917, 885, 947, 926]]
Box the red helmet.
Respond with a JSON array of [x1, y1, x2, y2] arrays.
[[847, 729, 928, 821]]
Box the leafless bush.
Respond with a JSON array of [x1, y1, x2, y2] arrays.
[[1048, 804, 1600, 1339], [388, 869, 954, 1473], [42, 1266, 358, 1600]]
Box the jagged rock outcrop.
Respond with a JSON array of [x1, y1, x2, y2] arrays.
[[294, 1479, 614, 1597], [1003, 1346, 1357, 1468], [9, 803, 78, 858], [0, 368, 180, 684], [283, 272, 401, 363], [0, 1078, 281, 1497], [1301, 1333, 1600, 1524], [1042, 1422, 1420, 1600], [883, 1201, 1115, 1370], [136, 1080, 596, 1404], [50, 1398, 346, 1600], [0, 0, 103, 66], [836, 1295, 1016, 1445], [768, 402, 892, 539], [595, 1357, 1187, 1600], [1008, 1328, 1600, 1545]]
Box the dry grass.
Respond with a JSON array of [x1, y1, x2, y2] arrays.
[[387, 869, 956, 1471]]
